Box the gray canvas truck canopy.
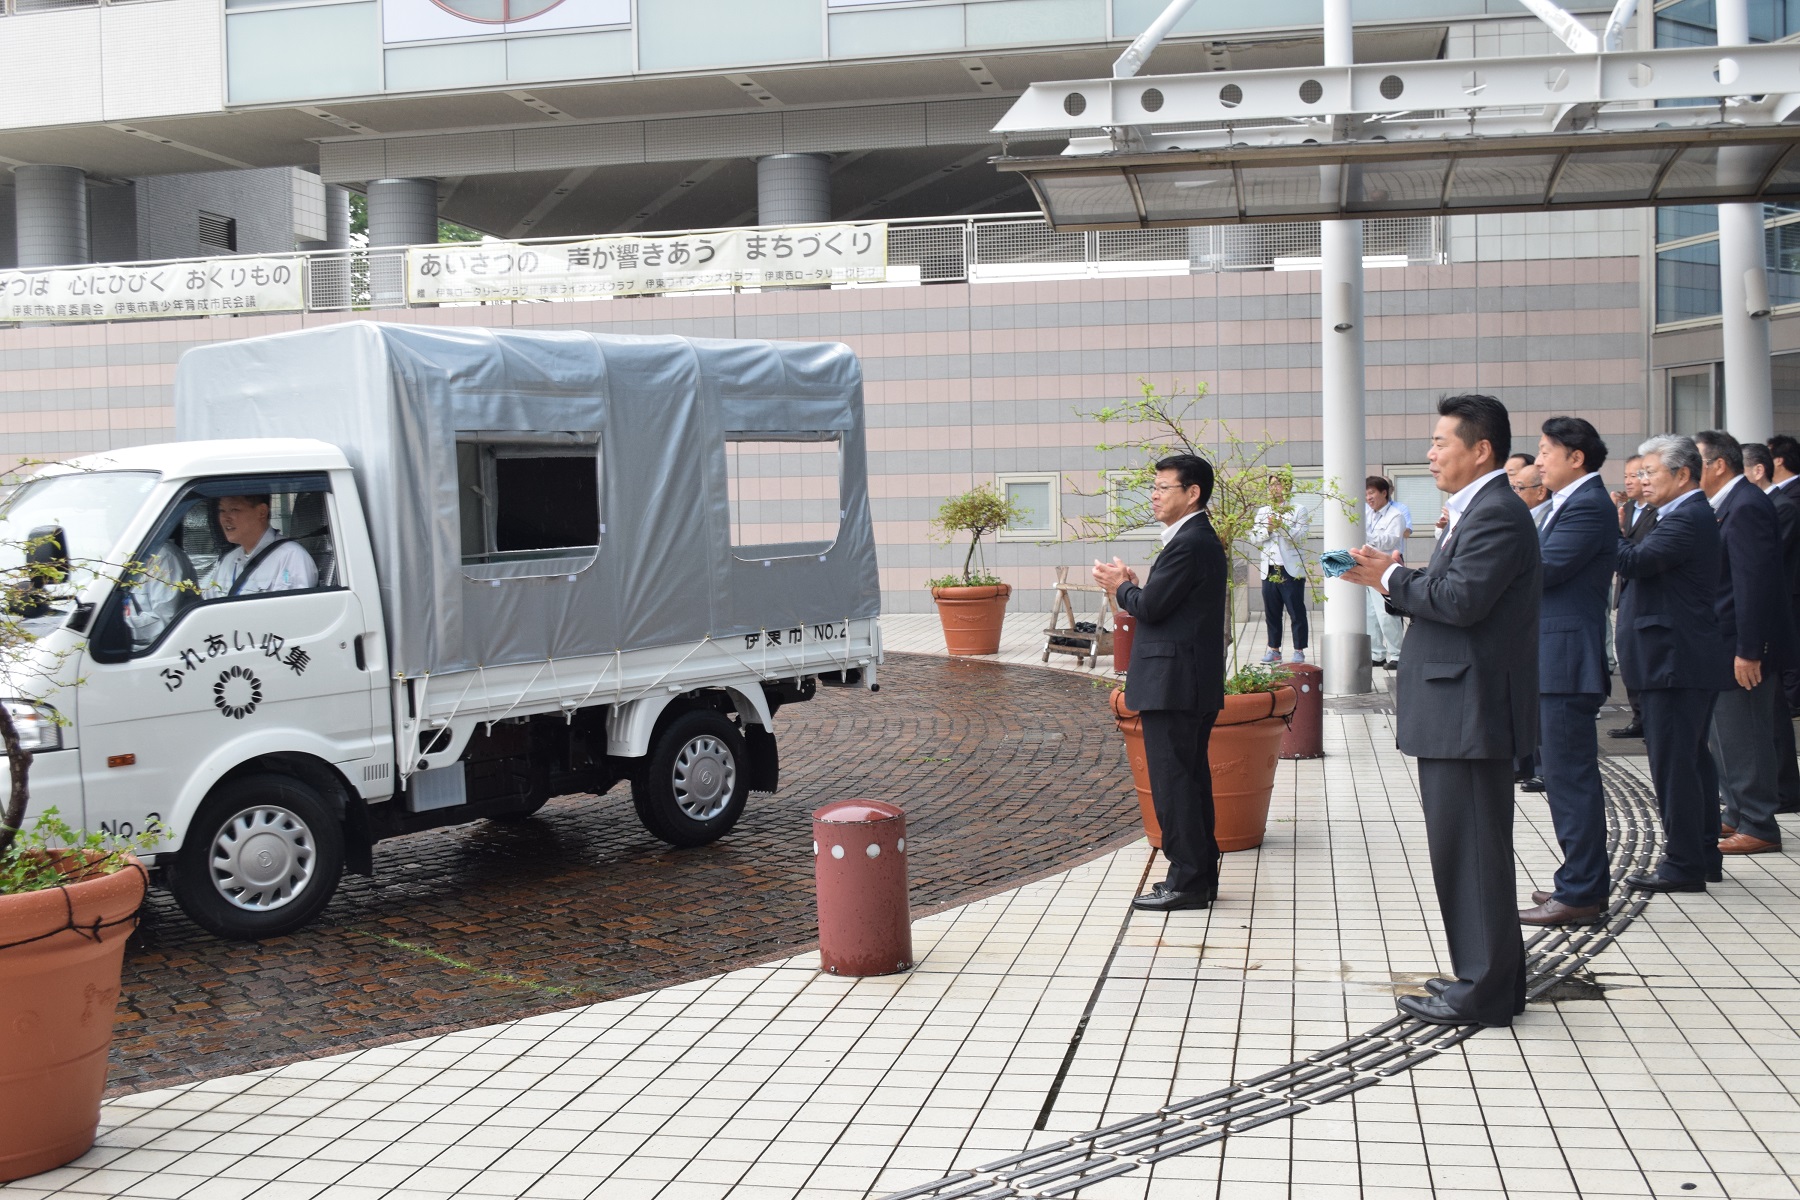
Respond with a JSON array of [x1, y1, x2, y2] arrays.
[[173, 322, 880, 678]]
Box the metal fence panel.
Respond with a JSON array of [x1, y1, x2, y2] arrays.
[[888, 223, 968, 282]]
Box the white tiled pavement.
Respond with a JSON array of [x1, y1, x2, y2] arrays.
[[8, 620, 1798, 1200]]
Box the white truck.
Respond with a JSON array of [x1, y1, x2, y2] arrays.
[[0, 323, 882, 938]]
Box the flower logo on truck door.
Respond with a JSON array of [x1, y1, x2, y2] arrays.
[[213, 665, 264, 720]]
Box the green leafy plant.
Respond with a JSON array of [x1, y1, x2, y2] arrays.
[[928, 484, 1025, 588], [0, 808, 152, 895], [1068, 378, 1356, 674], [1225, 662, 1294, 696]]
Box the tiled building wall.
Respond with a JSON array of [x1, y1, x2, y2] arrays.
[[136, 168, 299, 263], [0, 255, 1646, 613]]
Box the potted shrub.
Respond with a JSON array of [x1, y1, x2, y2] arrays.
[[0, 492, 151, 1182], [1074, 379, 1347, 850], [927, 484, 1025, 656]]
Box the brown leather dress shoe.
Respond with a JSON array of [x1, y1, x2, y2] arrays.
[[1519, 898, 1603, 926], [1718, 832, 1781, 854], [1720, 824, 1737, 837], [1531, 890, 1551, 905]]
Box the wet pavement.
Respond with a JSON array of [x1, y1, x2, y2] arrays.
[[111, 653, 1139, 1096]]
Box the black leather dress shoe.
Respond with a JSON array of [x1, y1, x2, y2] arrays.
[[1424, 977, 1452, 997], [1132, 887, 1211, 912], [1518, 776, 1546, 793], [1625, 870, 1705, 893], [1397, 994, 1507, 1027], [1608, 722, 1644, 739]]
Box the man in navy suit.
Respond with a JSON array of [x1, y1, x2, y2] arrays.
[[1694, 430, 1795, 856], [1094, 454, 1229, 911], [1618, 436, 1732, 892], [1520, 417, 1617, 925]]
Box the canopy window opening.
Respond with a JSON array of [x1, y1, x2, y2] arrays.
[[457, 436, 601, 576], [726, 435, 843, 560]]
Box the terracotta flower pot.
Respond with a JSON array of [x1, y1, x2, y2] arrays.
[[0, 855, 146, 1183], [930, 583, 1011, 656], [1110, 685, 1298, 853]]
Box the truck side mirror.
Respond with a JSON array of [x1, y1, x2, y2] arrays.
[[25, 524, 67, 582]]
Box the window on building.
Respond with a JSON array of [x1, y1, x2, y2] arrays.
[[198, 212, 238, 254], [725, 435, 841, 559], [1103, 471, 1160, 541], [457, 437, 600, 574], [1388, 469, 1441, 539], [996, 473, 1059, 541], [1669, 366, 1722, 434], [1656, 239, 1724, 324]]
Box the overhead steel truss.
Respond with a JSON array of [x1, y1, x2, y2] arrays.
[[988, 43, 1800, 227]]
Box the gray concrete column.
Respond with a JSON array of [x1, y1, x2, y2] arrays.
[[1319, 0, 1371, 696], [757, 154, 830, 226], [14, 165, 89, 267], [366, 177, 438, 246], [1716, 0, 1773, 440]]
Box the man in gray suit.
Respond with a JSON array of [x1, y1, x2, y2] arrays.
[[1344, 394, 1542, 1027]]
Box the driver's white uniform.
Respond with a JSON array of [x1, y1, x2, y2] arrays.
[[201, 527, 317, 597]]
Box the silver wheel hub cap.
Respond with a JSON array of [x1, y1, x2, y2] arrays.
[[672, 734, 736, 820], [210, 804, 316, 912]]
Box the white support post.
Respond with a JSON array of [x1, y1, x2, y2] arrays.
[[1320, 0, 1372, 696], [1717, 0, 1774, 441], [1514, 0, 1599, 52], [1112, 0, 1201, 78]]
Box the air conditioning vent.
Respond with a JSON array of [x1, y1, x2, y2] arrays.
[[362, 762, 391, 782], [198, 211, 237, 253]]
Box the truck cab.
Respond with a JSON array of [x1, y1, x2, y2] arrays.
[[4, 324, 882, 939]]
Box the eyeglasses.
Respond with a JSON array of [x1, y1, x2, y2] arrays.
[[1149, 483, 1192, 494], [1510, 483, 1545, 494]]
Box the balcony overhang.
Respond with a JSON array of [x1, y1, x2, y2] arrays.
[[990, 43, 1800, 228]]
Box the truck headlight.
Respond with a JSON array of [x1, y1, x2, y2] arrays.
[[1, 700, 63, 752]]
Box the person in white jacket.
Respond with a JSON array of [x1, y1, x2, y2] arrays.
[[1252, 476, 1311, 663], [1363, 475, 1412, 668]]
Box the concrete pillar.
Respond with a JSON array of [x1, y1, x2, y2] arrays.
[[366, 177, 438, 246], [1716, 0, 1773, 440], [757, 154, 830, 226], [366, 177, 436, 306], [14, 165, 89, 267], [1319, 0, 1372, 696]]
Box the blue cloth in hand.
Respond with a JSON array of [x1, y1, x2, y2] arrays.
[[1320, 549, 1356, 578]]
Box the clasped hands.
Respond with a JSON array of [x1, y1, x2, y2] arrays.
[[1092, 558, 1139, 592], [1339, 546, 1403, 594]]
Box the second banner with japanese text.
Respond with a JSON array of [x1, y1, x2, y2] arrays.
[[406, 223, 887, 303]]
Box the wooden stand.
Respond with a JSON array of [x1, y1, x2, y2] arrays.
[[1041, 566, 1117, 669]]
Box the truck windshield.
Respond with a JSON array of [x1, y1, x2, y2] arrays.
[[0, 470, 160, 625]]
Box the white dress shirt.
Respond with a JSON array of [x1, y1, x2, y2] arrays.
[[1159, 508, 1201, 547], [1251, 503, 1310, 574], [1707, 472, 1746, 511], [1364, 500, 1411, 556], [1548, 472, 1598, 519], [1659, 487, 1705, 519], [1380, 467, 1507, 590]]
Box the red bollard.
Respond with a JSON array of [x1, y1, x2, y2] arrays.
[[1279, 662, 1324, 759], [813, 800, 914, 976], [1112, 612, 1135, 674]]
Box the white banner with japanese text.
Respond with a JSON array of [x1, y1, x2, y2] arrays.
[[0, 257, 306, 322], [406, 223, 887, 303]]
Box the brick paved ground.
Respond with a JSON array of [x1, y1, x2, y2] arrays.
[[111, 653, 1138, 1095]]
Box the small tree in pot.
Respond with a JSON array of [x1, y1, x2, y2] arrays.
[[926, 484, 1025, 656], [0, 485, 154, 1182], [1072, 380, 1351, 850]]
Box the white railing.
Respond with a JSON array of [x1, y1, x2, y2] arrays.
[[0, 213, 1445, 326]]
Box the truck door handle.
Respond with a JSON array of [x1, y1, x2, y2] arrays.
[[353, 635, 366, 671]]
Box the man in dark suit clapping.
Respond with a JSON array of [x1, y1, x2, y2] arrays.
[[1610, 454, 1658, 739], [1521, 417, 1617, 926], [1617, 436, 1732, 893], [1343, 395, 1541, 1027], [1694, 431, 1795, 856], [1094, 454, 1228, 912], [1752, 438, 1800, 814]]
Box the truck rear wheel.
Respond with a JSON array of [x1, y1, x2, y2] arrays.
[[632, 709, 749, 847], [171, 773, 345, 940]]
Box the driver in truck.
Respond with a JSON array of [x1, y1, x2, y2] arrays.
[[203, 493, 318, 597]]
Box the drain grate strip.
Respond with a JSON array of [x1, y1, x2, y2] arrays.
[[880, 761, 1661, 1199]]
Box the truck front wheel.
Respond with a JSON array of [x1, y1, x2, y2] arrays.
[[171, 773, 345, 940], [631, 709, 749, 847]]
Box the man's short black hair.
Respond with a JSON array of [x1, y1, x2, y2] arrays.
[[1695, 429, 1744, 476], [222, 493, 272, 509], [1506, 452, 1533, 468], [1769, 434, 1800, 475], [1155, 454, 1214, 507], [1365, 475, 1392, 495], [1743, 443, 1774, 477], [1540, 416, 1608, 473], [1439, 394, 1511, 464]]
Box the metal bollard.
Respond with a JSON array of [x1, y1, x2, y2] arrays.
[[1279, 662, 1324, 759], [813, 799, 914, 976]]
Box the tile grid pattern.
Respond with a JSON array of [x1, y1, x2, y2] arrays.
[[7, 699, 1797, 1200]]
